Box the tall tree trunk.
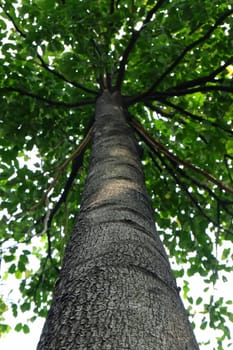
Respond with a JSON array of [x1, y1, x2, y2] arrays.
[[37, 91, 199, 350]]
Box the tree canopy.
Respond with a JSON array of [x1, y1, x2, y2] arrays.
[[0, 1, 233, 349]]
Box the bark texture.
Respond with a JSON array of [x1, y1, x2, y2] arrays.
[[37, 91, 199, 350]]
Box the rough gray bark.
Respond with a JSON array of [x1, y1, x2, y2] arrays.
[[37, 91, 199, 350]]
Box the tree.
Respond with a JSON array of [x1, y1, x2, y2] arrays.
[[0, 0, 233, 349]]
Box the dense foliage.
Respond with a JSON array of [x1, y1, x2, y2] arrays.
[[0, 1, 233, 348]]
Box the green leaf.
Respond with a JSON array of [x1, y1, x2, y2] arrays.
[[8, 263, 16, 274], [23, 324, 30, 334], [11, 304, 18, 317], [221, 248, 231, 260], [187, 297, 193, 304], [225, 140, 233, 156], [196, 297, 203, 305], [0, 298, 8, 316], [15, 270, 22, 279], [14, 323, 23, 332], [200, 321, 207, 330], [222, 275, 228, 283], [0, 323, 11, 335], [20, 302, 31, 312], [3, 255, 15, 263]]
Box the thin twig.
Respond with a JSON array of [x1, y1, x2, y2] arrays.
[[145, 8, 233, 93], [150, 147, 233, 236], [30, 126, 93, 212], [158, 152, 219, 226], [110, 0, 115, 14], [145, 102, 209, 144], [0, 4, 26, 38], [0, 87, 95, 108], [145, 103, 186, 127], [172, 58, 233, 91], [163, 84, 233, 97], [36, 54, 98, 95], [156, 100, 233, 137], [129, 116, 233, 195], [45, 146, 86, 233], [169, 157, 233, 215], [1, 4, 98, 95], [115, 0, 165, 90], [123, 8, 233, 105]]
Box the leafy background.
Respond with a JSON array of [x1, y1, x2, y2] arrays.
[[0, 1, 233, 349]]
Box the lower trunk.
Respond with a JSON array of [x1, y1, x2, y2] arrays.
[[37, 91, 199, 350]]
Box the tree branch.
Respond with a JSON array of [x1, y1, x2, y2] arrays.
[[144, 8, 233, 95], [157, 152, 221, 227], [163, 84, 233, 97], [46, 147, 85, 232], [169, 157, 233, 215], [145, 102, 186, 127], [129, 116, 233, 195], [145, 102, 209, 144], [11, 125, 93, 244], [0, 4, 26, 38], [172, 58, 233, 91], [1, 4, 98, 95], [145, 137, 233, 235], [160, 100, 233, 137], [30, 125, 93, 213], [110, 0, 115, 14], [115, 0, 165, 90], [127, 82, 233, 105], [36, 54, 98, 95], [165, 156, 233, 236], [35, 153, 83, 271], [23, 126, 91, 246], [0, 87, 95, 108]]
